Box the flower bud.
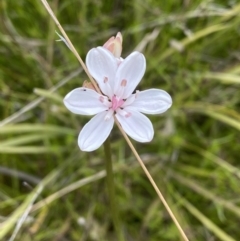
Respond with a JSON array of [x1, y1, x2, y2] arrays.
[[82, 80, 97, 91], [103, 32, 122, 58]]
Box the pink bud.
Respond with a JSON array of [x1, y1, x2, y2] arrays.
[[103, 32, 123, 58]]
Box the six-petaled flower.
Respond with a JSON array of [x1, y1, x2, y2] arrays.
[[64, 46, 172, 151]]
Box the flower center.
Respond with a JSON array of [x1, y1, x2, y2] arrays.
[[111, 95, 124, 111]]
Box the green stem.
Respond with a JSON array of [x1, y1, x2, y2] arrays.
[[103, 137, 124, 241]]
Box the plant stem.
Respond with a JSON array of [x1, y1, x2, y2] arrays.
[[103, 137, 124, 241], [114, 118, 189, 241]]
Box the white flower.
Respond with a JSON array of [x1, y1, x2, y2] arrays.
[[64, 47, 172, 151]]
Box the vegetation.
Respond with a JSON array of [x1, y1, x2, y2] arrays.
[[1, 0, 240, 240]]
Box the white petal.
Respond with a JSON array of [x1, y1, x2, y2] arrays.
[[78, 112, 114, 151], [115, 109, 153, 142], [86, 47, 118, 97], [114, 52, 146, 99], [64, 88, 108, 115], [127, 89, 172, 114]]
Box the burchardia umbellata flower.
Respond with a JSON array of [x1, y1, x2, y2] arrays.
[[64, 47, 172, 151]]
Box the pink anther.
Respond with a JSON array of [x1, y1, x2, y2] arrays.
[[99, 96, 104, 103], [121, 79, 127, 87], [125, 112, 131, 118], [104, 77, 108, 83]]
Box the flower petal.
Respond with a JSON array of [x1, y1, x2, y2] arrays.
[[86, 47, 118, 97], [114, 52, 146, 99], [115, 109, 153, 142], [64, 88, 108, 115], [126, 89, 172, 114], [78, 112, 114, 151]]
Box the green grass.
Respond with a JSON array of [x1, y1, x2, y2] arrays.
[[1, 0, 240, 240]]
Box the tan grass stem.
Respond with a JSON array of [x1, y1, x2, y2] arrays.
[[114, 118, 189, 241], [40, 0, 100, 93]]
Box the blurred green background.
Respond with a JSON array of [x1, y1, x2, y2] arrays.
[[1, 0, 240, 240]]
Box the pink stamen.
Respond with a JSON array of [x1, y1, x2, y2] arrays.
[[125, 112, 131, 118], [104, 77, 108, 83], [99, 96, 104, 103], [121, 79, 127, 86], [111, 95, 124, 111]]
